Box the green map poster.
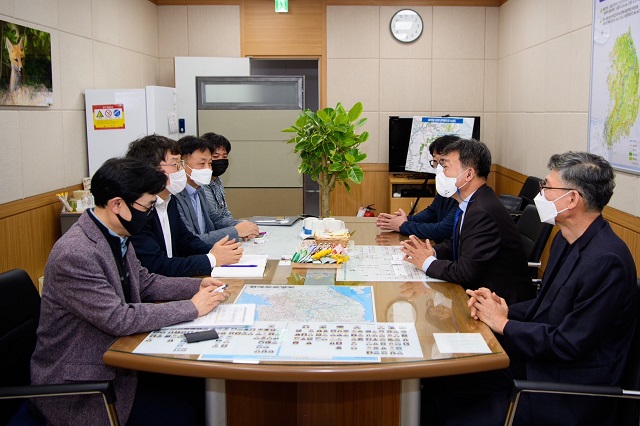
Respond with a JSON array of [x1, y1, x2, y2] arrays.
[[589, 0, 640, 174]]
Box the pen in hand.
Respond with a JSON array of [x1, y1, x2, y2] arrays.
[[213, 284, 229, 293]]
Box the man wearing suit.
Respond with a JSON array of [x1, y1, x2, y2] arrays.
[[126, 135, 242, 276], [30, 158, 229, 425], [401, 138, 534, 305], [376, 135, 459, 243], [175, 136, 259, 245], [462, 151, 637, 425]]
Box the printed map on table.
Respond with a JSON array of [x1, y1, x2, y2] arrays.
[[235, 284, 375, 322]]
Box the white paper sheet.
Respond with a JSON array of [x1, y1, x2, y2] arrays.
[[211, 255, 268, 278], [433, 333, 491, 354], [163, 304, 256, 329]]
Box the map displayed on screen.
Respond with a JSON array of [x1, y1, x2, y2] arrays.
[[589, 0, 640, 174], [405, 116, 475, 173]]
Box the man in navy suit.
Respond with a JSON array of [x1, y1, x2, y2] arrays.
[[401, 138, 534, 305], [376, 135, 459, 243], [426, 152, 637, 425], [126, 135, 242, 276]]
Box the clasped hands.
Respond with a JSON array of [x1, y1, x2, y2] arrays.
[[466, 287, 509, 334], [376, 209, 408, 232], [400, 235, 435, 269]]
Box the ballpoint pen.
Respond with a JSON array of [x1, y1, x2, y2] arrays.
[[220, 264, 258, 267]]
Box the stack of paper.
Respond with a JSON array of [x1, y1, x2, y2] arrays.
[[163, 304, 256, 329], [211, 255, 268, 278]]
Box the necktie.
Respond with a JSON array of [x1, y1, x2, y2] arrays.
[[453, 208, 463, 261]]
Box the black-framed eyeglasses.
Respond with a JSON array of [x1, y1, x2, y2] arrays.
[[429, 159, 439, 168], [159, 160, 184, 171], [130, 201, 156, 217], [539, 180, 581, 196]]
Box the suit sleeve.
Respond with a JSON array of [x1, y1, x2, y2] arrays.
[[503, 253, 632, 361], [426, 205, 502, 287], [130, 228, 212, 277], [176, 194, 240, 245], [400, 201, 457, 242], [44, 243, 201, 336]]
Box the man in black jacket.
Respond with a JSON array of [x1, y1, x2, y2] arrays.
[[377, 135, 459, 243], [126, 135, 242, 277]]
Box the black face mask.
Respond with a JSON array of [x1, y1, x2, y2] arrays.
[[210, 159, 229, 177], [117, 204, 152, 235]]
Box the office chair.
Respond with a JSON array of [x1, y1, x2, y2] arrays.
[[516, 204, 553, 280], [0, 269, 120, 426], [498, 176, 543, 220], [504, 279, 640, 426]]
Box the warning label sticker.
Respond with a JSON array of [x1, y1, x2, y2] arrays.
[[92, 104, 125, 130]]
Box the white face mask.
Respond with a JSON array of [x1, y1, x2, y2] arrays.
[[186, 164, 213, 187], [533, 190, 571, 225], [166, 169, 187, 195], [436, 166, 469, 198]]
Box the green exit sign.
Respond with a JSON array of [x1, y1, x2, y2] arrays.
[[275, 0, 288, 13]]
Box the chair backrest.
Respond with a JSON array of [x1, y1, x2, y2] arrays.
[[518, 176, 542, 204], [498, 194, 528, 213], [0, 269, 41, 424], [618, 279, 640, 424], [516, 204, 553, 262]]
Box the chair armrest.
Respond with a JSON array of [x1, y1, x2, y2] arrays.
[[0, 382, 116, 404], [513, 379, 622, 397]]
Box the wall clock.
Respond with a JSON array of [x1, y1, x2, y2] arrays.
[[390, 9, 423, 43]]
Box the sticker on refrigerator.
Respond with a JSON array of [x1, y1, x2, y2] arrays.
[[92, 104, 125, 130]]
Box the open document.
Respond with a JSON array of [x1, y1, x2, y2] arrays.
[[163, 304, 256, 329]]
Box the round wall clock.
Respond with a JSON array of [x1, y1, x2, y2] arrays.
[[390, 9, 423, 43]]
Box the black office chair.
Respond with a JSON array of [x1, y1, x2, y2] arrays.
[[499, 176, 543, 221], [504, 279, 640, 426], [0, 269, 120, 426], [516, 204, 553, 280]]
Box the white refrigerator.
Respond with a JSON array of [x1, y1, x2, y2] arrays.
[[85, 86, 179, 175]]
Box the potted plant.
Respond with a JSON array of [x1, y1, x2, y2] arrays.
[[283, 102, 369, 218]]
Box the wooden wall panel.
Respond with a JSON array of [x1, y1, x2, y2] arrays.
[[242, 0, 324, 57], [329, 164, 389, 216], [0, 185, 81, 285]]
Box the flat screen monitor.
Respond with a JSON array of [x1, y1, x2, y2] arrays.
[[388, 115, 481, 175]]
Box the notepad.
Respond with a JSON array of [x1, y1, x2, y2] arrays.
[[211, 255, 268, 278]]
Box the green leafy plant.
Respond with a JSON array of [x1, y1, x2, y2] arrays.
[[283, 102, 369, 218]]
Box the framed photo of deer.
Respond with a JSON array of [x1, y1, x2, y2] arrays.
[[1, 20, 53, 106]]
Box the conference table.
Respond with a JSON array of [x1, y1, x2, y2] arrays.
[[104, 217, 509, 426]]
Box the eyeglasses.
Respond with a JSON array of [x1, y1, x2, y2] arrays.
[[429, 159, 439, 168], [539, 180, 581, 196], [130, 200, 156, 217], [159, 160, 184, 171]]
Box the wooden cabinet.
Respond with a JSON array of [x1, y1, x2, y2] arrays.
[[388, 175, 435, 214]]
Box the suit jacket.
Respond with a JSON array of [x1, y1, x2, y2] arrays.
[[399, 195, 458, 242], [503, 215, 637, 425], [173, 186, 239, 246], [30, 212, 201, 425], [130, 196, 213, 277], [426, 184, 534, 305]]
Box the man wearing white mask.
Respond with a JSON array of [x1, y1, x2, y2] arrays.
[[174, 136, 247, 251], [424, 152, 637, 426], [401, 138, 534, 305], [376, 135, 459, 243], [127, 135, 242, 276]]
